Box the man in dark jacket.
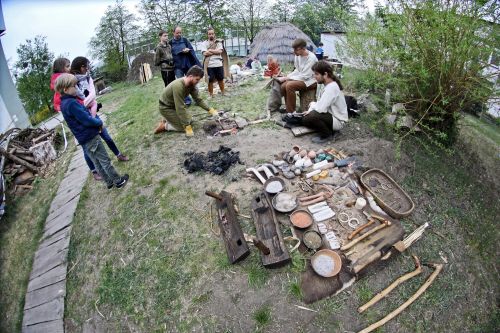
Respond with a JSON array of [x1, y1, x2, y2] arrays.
[[56, 73, 129, 189], [154, 30, 175, 87], [170, 26, 201, 105]]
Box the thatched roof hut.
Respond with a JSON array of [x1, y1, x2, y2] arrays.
[[249, 23, 316, 64]]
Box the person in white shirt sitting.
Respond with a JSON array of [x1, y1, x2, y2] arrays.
[[277, 38, 318, 113], [302, 60, 348, 143]]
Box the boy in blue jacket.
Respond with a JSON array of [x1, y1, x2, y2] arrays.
[[55, 73, 129, 189]]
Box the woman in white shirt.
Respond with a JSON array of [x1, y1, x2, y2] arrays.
[[302, 61, 348, 143]]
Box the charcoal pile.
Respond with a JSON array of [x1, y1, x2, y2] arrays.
[[183, 145, 242, 175], [0, 128, 59, 196]]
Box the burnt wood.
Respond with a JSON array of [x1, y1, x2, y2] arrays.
[[251, 192, 291, 268]]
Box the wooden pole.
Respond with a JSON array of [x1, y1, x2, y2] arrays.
[[358, 255, 422, 313], [357, 263, 444, 333], [341, 221, 390, 251]]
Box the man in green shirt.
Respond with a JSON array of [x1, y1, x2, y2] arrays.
[[155, 65, 218, 136]]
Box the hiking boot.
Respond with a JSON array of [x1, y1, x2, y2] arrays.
[[154, 120, 167, 134], [311, 135, 333, 144], [115, 174, 129, 188], [117, 154, 129, 161], [92, 171, 103, 181]]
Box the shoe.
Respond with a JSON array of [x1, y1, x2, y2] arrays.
[[92, 171, 103, 181], [185, 125, 194, 137], [154, 120, 167, 134], [311, 135, 333, 144], [107, 183, 114, 189], [117, 154, 129, 161], [115, 174, 129, 188]]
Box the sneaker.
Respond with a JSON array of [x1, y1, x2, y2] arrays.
[[311, 135, 333, 144], [115, 174, 129, 188], [117, 154, 129, 161], [92, 171, 103, 181], [154, 120, 167, 134]]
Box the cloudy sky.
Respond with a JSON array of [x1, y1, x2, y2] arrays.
[[1, 0, 378, 67]]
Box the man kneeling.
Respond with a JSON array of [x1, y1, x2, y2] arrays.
[[155, 65, 218, 136], [302, 61, 348, 143]]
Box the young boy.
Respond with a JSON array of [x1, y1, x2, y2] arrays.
[[55, 73, 129, 189]]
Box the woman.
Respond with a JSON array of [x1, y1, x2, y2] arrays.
[[70, 57, 129, 180]]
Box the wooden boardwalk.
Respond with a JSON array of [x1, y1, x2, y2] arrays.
[[21, 149, 88, 333]]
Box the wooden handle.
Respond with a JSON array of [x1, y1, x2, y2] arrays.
[[348, 219, 375, 240], [341, 221, 391, 251], [205, 191, 224, 201]]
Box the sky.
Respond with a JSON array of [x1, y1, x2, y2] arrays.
[[1, 0, 378, 69]]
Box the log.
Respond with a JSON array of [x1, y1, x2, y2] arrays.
[[32, 131, 52, 144], [358, 256, 422, 313], [0, 147, 38, 173], [358, 263, 444, 333]]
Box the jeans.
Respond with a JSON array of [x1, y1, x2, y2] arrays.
[[84, 127, 120, 172], [174, 68, 192, 105], [82, 136, 121, 186]]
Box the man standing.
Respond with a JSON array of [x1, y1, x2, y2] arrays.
[[154, 66, 218, 137], [200, 28, 228, 98], [170, 26, 201, 105], [277, 38, 318, 113]]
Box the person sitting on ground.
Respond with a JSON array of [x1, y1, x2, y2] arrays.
[[315, 42, 324, 60], [230, 62, 243, 82], [200, 27, 226, 97], [251, 58, 262, 73], [154, 30, 175, 87], [276, 38, 318, 113], [245, 57, 254, 69], [302, 60, 348, 144], [70, 56, 129, 181], [154, 65, 218, 137], [264, 55, 281, 77], [55, 73, 129, 189]]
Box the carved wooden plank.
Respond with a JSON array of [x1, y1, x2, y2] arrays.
[[24, 280, 66, 310], [56, 176, 86, 196], [34, 236, 70, 261], [49, 191, 80, 214], [45, 196, 79, 226], [251, 192, 291, 268], [30, 249, 68, 280], [22, 319, 64, 333], [207, 191, 250, 264], [22, 298, 64, 326], [27, 264, 67, 292], [291, 126, 316, 137]]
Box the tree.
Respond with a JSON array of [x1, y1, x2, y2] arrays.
[[270, 0, 298, 23], [344, 0, 499, 147], [229, 0, 269, 43], [188, 0, 230, 36], [138, 0, 193, 32], [14, 35, 54, 117], [89, 0, 139, 82]]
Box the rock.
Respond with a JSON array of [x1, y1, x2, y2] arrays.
[[385, 114, 397, 126], [392, 103, 406, 114], [357, 93, 379, 113], [397, 115, 416, 130]]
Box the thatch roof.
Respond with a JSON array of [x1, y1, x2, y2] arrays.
[[249, 23, 316, 64]]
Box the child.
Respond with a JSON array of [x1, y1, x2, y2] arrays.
[[70, 56, 129, 181], [55, 73, 129, 189], [315, 42, 324, 60], [50, 57, 71, 112], [264, 55, 280, 77], [154, 30, 175, 87]]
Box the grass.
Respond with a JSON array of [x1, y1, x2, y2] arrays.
[[0, 138, 76, 332], [61, 67, 499, 333]]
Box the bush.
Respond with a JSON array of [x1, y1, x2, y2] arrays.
[[343, 0, 498, 147], [29, 106, 52, 125]]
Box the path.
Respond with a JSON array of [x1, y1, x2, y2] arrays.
[[21, 148, 88, 332]]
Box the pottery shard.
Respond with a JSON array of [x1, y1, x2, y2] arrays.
[[14, 170, 35, 185]]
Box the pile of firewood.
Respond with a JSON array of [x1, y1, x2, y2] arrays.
[[0, 128, 58, 195]]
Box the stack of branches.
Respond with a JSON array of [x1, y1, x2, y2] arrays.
[[0, 128, 58, 195], [127, 52, 159, 83], [249, 23, 316, 65]]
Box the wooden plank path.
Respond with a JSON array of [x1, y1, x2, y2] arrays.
[[22, 149, 88, 332]]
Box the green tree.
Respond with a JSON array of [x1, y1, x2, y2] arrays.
[[138, 0, 193, 32], [344, 0, 499, 146], [229, 0, 269, 43], [269, 0, 298, 23], [14, 35, 54, 117], [188, 0, 230, 36], [89, 0, 139, 82]]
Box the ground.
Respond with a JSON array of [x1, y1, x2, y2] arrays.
[[1, 71, 498, 333]]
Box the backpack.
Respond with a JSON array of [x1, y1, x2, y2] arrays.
[[345, 95, 360, 118]]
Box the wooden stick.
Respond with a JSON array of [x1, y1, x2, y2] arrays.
[[358, 256, 422, 313], [0, 147, 38, 173], [357, 263, 444, 333], [341, 221, 390, 251], [348, 219, 376, 240]]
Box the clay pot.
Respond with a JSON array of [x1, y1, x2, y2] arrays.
[[299, 149, 308, 157], [308, 151, 316, 159], [289, 145, 301, 157]]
